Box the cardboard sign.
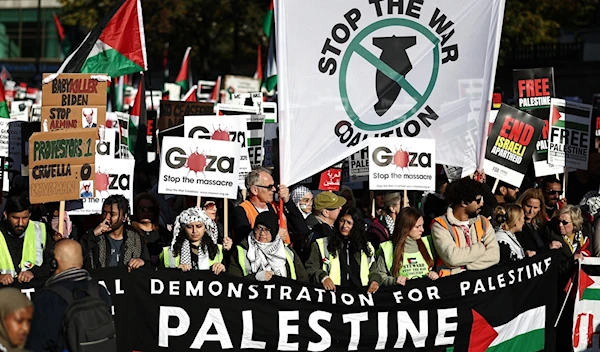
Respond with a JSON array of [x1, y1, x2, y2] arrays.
[[184, 115, 251, 174], [368, 138, 436, 191], [158, 137, 240, 199], [28, 129, 98, 203], [222, 75, 261, 103], [318, 168, 342, 191], [548, 98, 593, 170], [68, 157, 134, 215], [230, 92, 263, 113], [41, 106, 106, 131], [483, 104, 544, 187], [513, 68, 554, 110], [158, 101, 214, 131], [41, 73, 107, 107], [348, 148, 369, 177]]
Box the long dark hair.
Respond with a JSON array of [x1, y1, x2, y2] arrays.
[[172, 223, 219, 260], [328, 207, 372, 257], [391, 207, 433, 277]]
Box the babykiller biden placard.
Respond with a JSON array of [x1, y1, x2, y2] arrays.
[[369, 137, 435, 191], [28, 129, 97, 203], [483, 104, 544, 187], [158, 136, 241, 199]]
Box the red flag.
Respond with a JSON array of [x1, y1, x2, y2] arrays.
[[468, 309, 498, 352], [254, 45, 263, 81], [210, 76, 221, 102], [181, 85, 197, 102], [52, 13, 65, 42], [318, 168, 342, 191], [175, 47, 192, 92]]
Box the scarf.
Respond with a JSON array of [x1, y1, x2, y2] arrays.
[[246, 233, 287, 277], [51, 211, 73, 239], [292, 186, 312, 219], [171, 207, 218, 266], [45, 267, 90, 287], [564, 230, 586, 254], [383, 215, 395, 235], [0, 288, 33, 352], [496, 229, 525, 260]]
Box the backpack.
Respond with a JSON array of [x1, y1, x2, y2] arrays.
[[46, 281, 117, 352]]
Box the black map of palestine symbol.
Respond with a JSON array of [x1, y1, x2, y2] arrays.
[[373, 36, 416, 116]]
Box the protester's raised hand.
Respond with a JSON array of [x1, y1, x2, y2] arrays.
[[322, 277, 336, 291], [396, 276, 408, 286], [212, 263, 226, 275], [93, 220, 111, 236], [367, 281, 379, 294], [222, 237, 233, 251], [278, 185, 290, 203], [427, 271, 439, 281], [17, 270, 33, 283], [0, 274, 14, 285], [278, 228, 290, 243], [178, 264, 191, 272], [549, 241, 562, 250]]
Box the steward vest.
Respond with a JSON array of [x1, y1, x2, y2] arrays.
[[379, 237, 433, 279], [239, 200, 289, 244], [236, 244, 297, 280], [316, 237, 374, 286], [433, 215, 488, 277], [161, 244, 223, 269], [0, 221, 46, 277]]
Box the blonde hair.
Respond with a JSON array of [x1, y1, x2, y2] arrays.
[[494, 204, 523, 231], [516, 188, 547, 229], [559, 205, 584, 231]]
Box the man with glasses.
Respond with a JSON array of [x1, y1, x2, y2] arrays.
[[431, 177, 499, 277], [540, 176, 564, 220], [234, 167, 309, 245]]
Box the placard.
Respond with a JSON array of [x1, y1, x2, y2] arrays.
[[41, 73, 107, 106], [68, 157, 134, 215], [28, 129, 97, 203], [41, 105, 106, 131], [222, 75, 261, 102], [229, 92, 263, 113], [513, 68, 554, 110], [158, 137, 240, 199], [318, 168, 342, 191], [262, 102, 277, 123], [548, 98, 593, 170], [348, 148, 369, 177], [368, 137, 435, 191], [215, 103, 260, 116], [158, 101, 214, 131], [483, 104, 544, 187]]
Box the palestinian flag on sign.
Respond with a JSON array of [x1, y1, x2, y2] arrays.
[[0, 82, 9, 118], [551, 101, 592, 132], [57, 0, 147, 77], [573, 258, 600, 351], [175, 47, 192, 93]]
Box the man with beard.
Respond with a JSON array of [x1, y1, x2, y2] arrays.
[[0, 196, 53, 285], [431, 177, 499, 276], [494, 181, 519, 205], [540, 176, 564, 220], [81, 195, 149, 270]]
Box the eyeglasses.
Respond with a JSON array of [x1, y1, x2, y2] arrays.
[[559, 220, 571, 226], [255, 225, 271, 234], [544, 189, 563, 196], [255, 184, 277, 191], [203, 203, 217, 210], [138, 206, 155, 212]]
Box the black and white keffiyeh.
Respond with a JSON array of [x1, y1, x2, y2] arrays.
[[171, 207, 219, 267], [247, 233, 287, 277]]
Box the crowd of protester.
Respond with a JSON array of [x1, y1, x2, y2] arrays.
[[1, 161, 600, 351]]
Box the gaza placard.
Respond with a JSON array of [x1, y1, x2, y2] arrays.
[[158, 137, 240, 199], [28, 129, 97, 203], [184, 115, 251, 174], [368, 137, 435, 191]]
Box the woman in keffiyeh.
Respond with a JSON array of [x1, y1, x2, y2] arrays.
[[228, 212, 308, 282], [161, 207, 232, 273]]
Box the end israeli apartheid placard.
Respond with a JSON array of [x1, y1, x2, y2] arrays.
[[483, 104, 544, 187], [184, 115, 251, 174], [158, 137, 241, 199], [548, 98, 593, 170], [28, 129, 97, 204], [369, 137, 435, 191]]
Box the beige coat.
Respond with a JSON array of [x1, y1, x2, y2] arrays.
[[431, 208, 499, 275]]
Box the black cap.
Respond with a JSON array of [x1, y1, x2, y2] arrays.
[[255, 212, 279, 240]]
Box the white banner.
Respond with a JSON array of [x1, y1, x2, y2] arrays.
[[69, 156, 135, 215], [158, 137, 240, 199], [277, 0, 505, 185], [548, 98, 593, 170], [368, 137, 435, 191], [184, 115, 251, 174]]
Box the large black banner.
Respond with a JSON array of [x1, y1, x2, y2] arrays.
[[7, 254, 558, 352]]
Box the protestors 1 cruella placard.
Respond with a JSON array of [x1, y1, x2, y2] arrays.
[[368, 137, 435, 191], [158, 136, 240, 199], [483, 104, 544, 187]]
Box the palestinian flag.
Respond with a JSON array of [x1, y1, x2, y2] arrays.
[[56, 0, 147, 77], [263, 0, 277, 92], [253, 44, 263, 81], [551, 101, 591, 132], [181, 85, 197, 102], [573, 258, 600, 351], [175, 46, 192, 93], [0, 83, 9, 118], [129, 74, 145, 157], [209, 76, 221, 103]]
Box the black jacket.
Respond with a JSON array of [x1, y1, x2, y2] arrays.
[[80, 227, 151, 269], [517, 222, 550, 253], [26, 277, 111, 351]]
